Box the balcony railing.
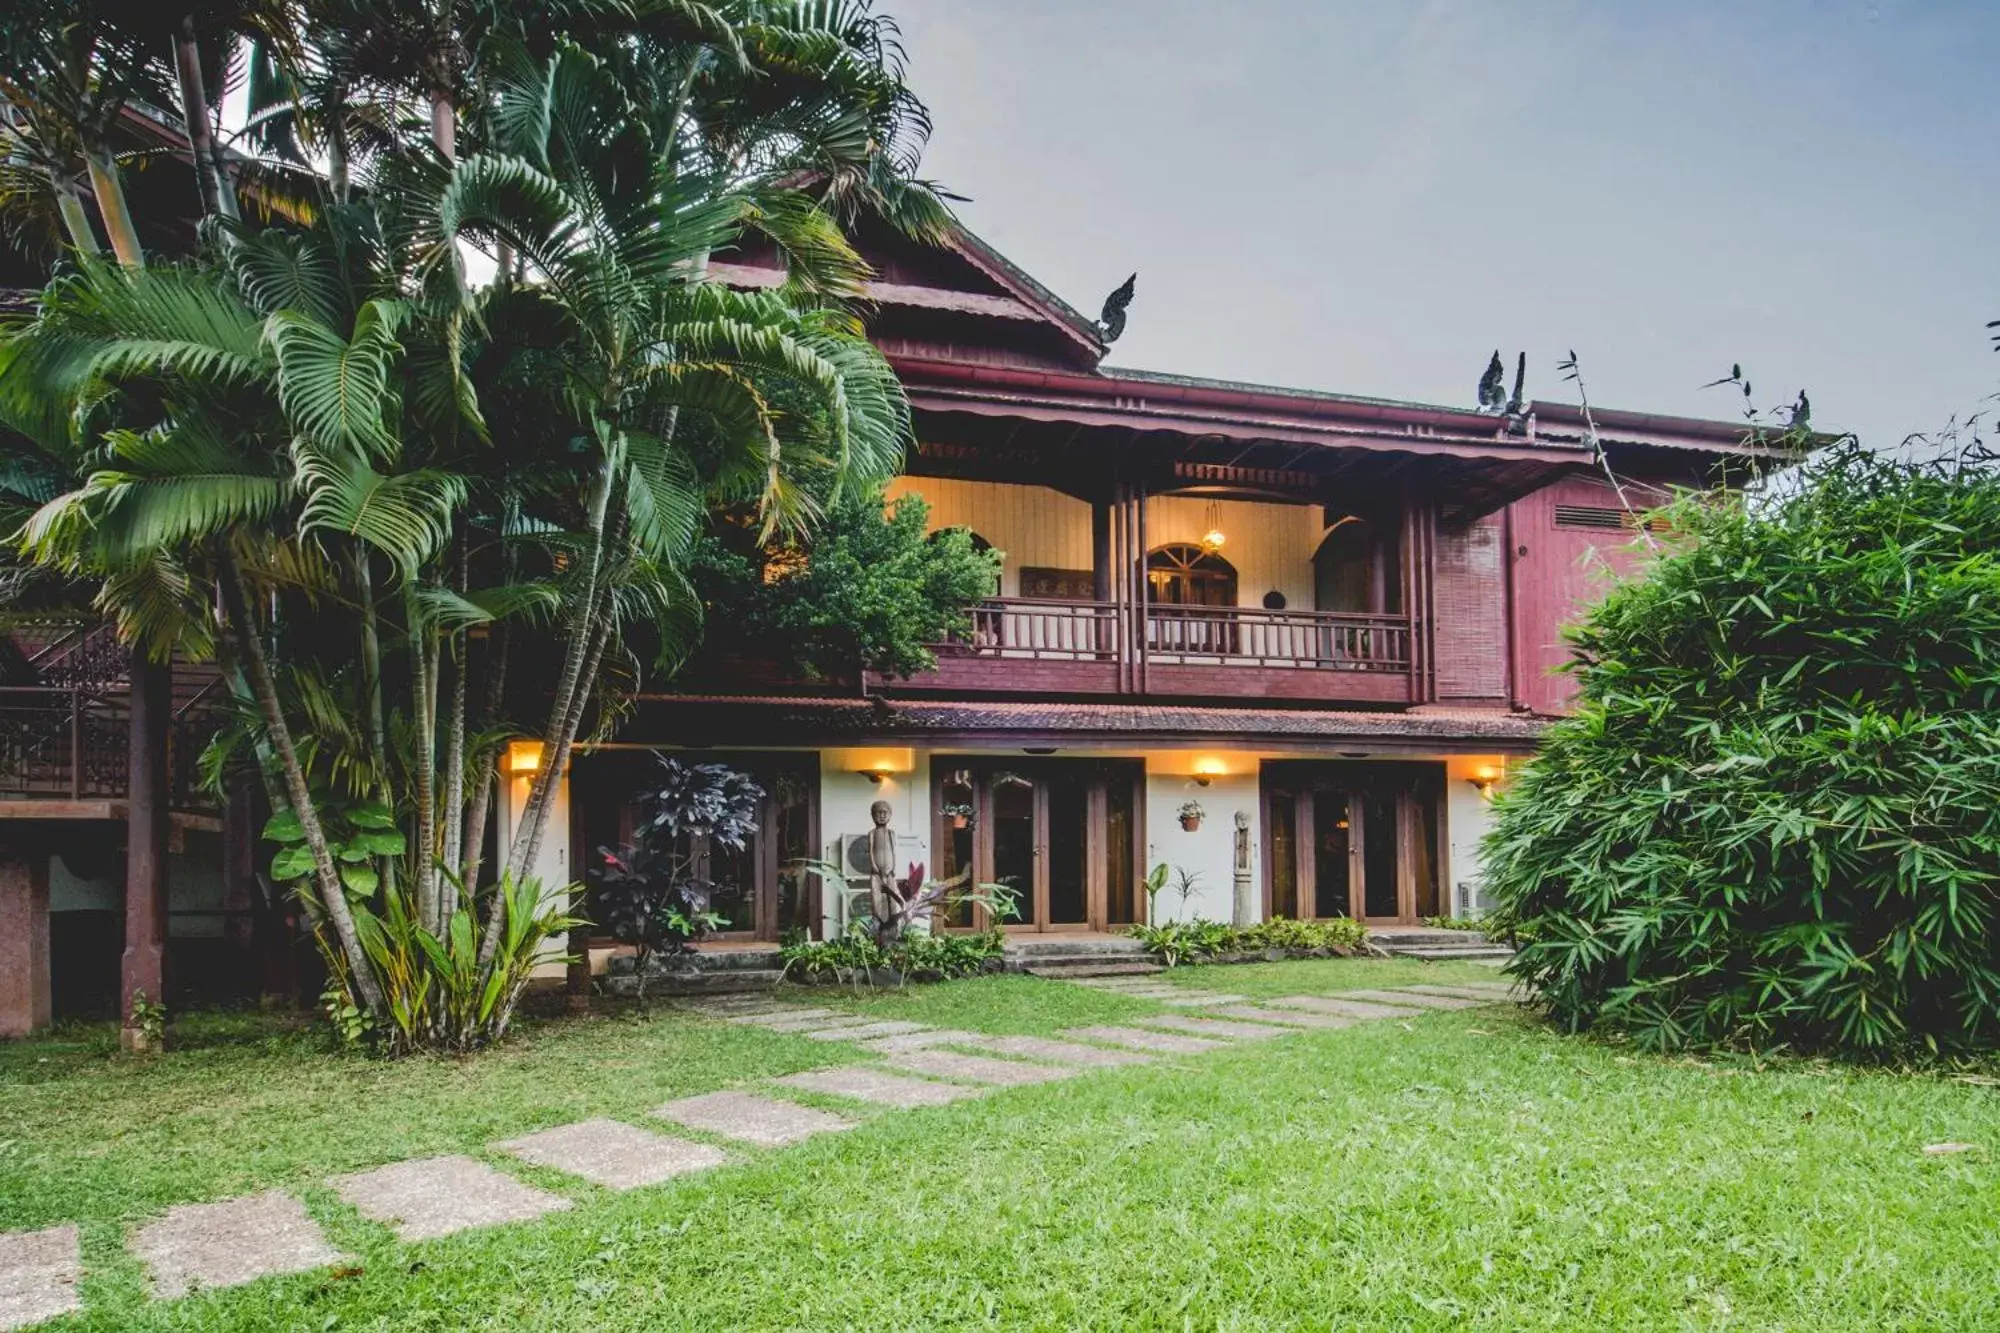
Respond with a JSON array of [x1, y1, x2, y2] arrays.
[[1144, 604, 1409, 671], [936, 599, 1410, 673], [0, 684, 224, 810], [941, 597, 1121, 662]]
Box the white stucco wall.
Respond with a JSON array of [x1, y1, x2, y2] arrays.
[[1143, 765, 1260, 924], [499, 770, 575, 976], [1441, 756, 1507, 916], [818, 749, 930, 936]]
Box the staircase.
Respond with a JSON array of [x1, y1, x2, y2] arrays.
[[1370, 928, 1514, 963], [1005, 933, 1163, 979]]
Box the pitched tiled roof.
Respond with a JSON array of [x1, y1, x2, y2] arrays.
[[628, 695, 1547, 751]]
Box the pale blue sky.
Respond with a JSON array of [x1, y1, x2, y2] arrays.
[[895, 0, 2000, 447]]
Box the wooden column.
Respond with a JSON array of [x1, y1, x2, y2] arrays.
[[1091, 500, 1112, 602], [0, 840, 51, 1038], [121, 650, 171, 1051]]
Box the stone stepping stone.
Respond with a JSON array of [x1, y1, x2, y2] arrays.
[[727, 1007, 839, 1027], [964, 1035, 1155, 1068], [1208, 1004, 1356, 1029], [653, 1091, 855, 1146], [756, 1013, 881, 1035], [1157, 992, 1247, 1007], [130, 1191, 343, 1299], [1270, 995, 1424, 1021], [494, 1118, 726, 1190], [1059, 1025, 1231, 1055], [1406, 983, 1515, 1001], [331, 1156, 571, 1241], [1343, 988, 1485, 1011], [0, 1225, 81, 1330], [685, 995, 787, 1013], [802, 1020, 931, 1042], [773, 1066, 987, 1108], [882, 1050, 1085, 1087], [852, 1028, 990, 1054], [1135, 1014, 1290, 1041]]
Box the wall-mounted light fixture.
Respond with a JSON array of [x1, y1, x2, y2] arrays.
[[1190, 755, 1228, 787], [506, 739, 545, 776], [1467, 761, 1506, 800], [851, 749, 915, 784]]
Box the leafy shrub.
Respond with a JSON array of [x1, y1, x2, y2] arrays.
[[326, 873, 581, 1055], [1420, 915, 1488, 932], [588, 758, 762, 997], [1129, 916, 1366, 966], [1237, 916, 1368, 954], [1486, 442, 2000, 1057], [779, 925, 1005, 984]]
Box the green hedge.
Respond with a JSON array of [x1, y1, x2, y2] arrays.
[[1486, 442, 2000, 1056]]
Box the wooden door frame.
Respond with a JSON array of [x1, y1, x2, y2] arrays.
[[930, 757, 1141, 933], [1261, 761, 1444, 927]]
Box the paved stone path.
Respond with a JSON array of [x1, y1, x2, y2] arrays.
[[332, 1155, 572, 1241], [0, 977, 1508, 1329], [655, 1090, 857, 1146], [0, 1227, 79, 1330], [129, 1190, 344, 1299], [496, 1118, 728, 1190], [773, 1066, 988, 1107]]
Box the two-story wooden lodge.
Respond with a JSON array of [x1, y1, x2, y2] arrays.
[[510, 216, 1789, 951], [0, 199, 1789, 1036]]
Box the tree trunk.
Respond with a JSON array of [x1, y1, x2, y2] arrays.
[[171, 16, 238, 223], [83, 147, 143, 268], [408, 588, 440, 934], [219, 555, 383, 1013], [353, 549, 397, 903], [505, 453, 614, 883], [437, 637, 468, 930], [48, 170, 101, 255]]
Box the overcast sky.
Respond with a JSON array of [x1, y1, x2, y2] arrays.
[[892, 0, 1999, 448]]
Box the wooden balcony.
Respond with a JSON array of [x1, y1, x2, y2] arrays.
[[878, 598, 1416, 703]]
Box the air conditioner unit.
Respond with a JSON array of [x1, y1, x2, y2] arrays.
[[830, 834, 878, 931]]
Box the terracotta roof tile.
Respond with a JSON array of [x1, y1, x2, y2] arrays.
[[630, 695, 1546, 750]]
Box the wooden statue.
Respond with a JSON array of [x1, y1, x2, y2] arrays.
[[866, 798, 896, 925]]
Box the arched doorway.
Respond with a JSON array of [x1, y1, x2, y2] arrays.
[[1147, 544, 1238, 656], [1313, 515, 1402, 614], [1147, 544, 1237, 606]]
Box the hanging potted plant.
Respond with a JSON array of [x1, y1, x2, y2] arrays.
[[1177, 799, 1205, 832], [940, 799, 976, 830]]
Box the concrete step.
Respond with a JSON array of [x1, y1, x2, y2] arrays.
[[1370, 928, 1494, 948], [603, 967, 786, 998], [1382, 944, 1515, 961], [607, 947, 784, 976], [1001, 935, 1148, 961], [1022, 961, 1165, 979]]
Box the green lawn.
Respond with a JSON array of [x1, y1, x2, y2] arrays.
[[4, 959, 1997, 1330]]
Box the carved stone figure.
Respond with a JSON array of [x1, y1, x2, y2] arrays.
[[1232, 810, 1254, 926], [866, 799, 896, 924]]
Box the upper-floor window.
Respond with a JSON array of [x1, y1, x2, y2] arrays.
[[1148, 544, 1237, 606]]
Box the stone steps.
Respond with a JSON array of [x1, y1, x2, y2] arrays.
[[1381, 944, 1515, 961], [1020, 960, 1165, 979]]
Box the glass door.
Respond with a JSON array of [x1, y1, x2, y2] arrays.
[[932, 759, 1142, 932], [1263, 762, 1443, 926]]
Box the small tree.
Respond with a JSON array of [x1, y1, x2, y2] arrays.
[[1486, 440, 2000, 1057], [589, 758, 762, 997], [690, 487, 1002, 679]]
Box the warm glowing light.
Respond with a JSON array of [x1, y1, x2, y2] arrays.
[[851, 748, 915, 781], [1472, 764, 1503, 783], [507, 739, 545, 775], [1200, 528, 1227, 554], [1193, 756, 1228, 777]]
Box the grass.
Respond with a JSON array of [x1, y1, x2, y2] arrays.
[[2, 958, 1997, 1330]]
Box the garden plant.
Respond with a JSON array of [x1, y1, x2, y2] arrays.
[[1487, 439, 2000, 1056]]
